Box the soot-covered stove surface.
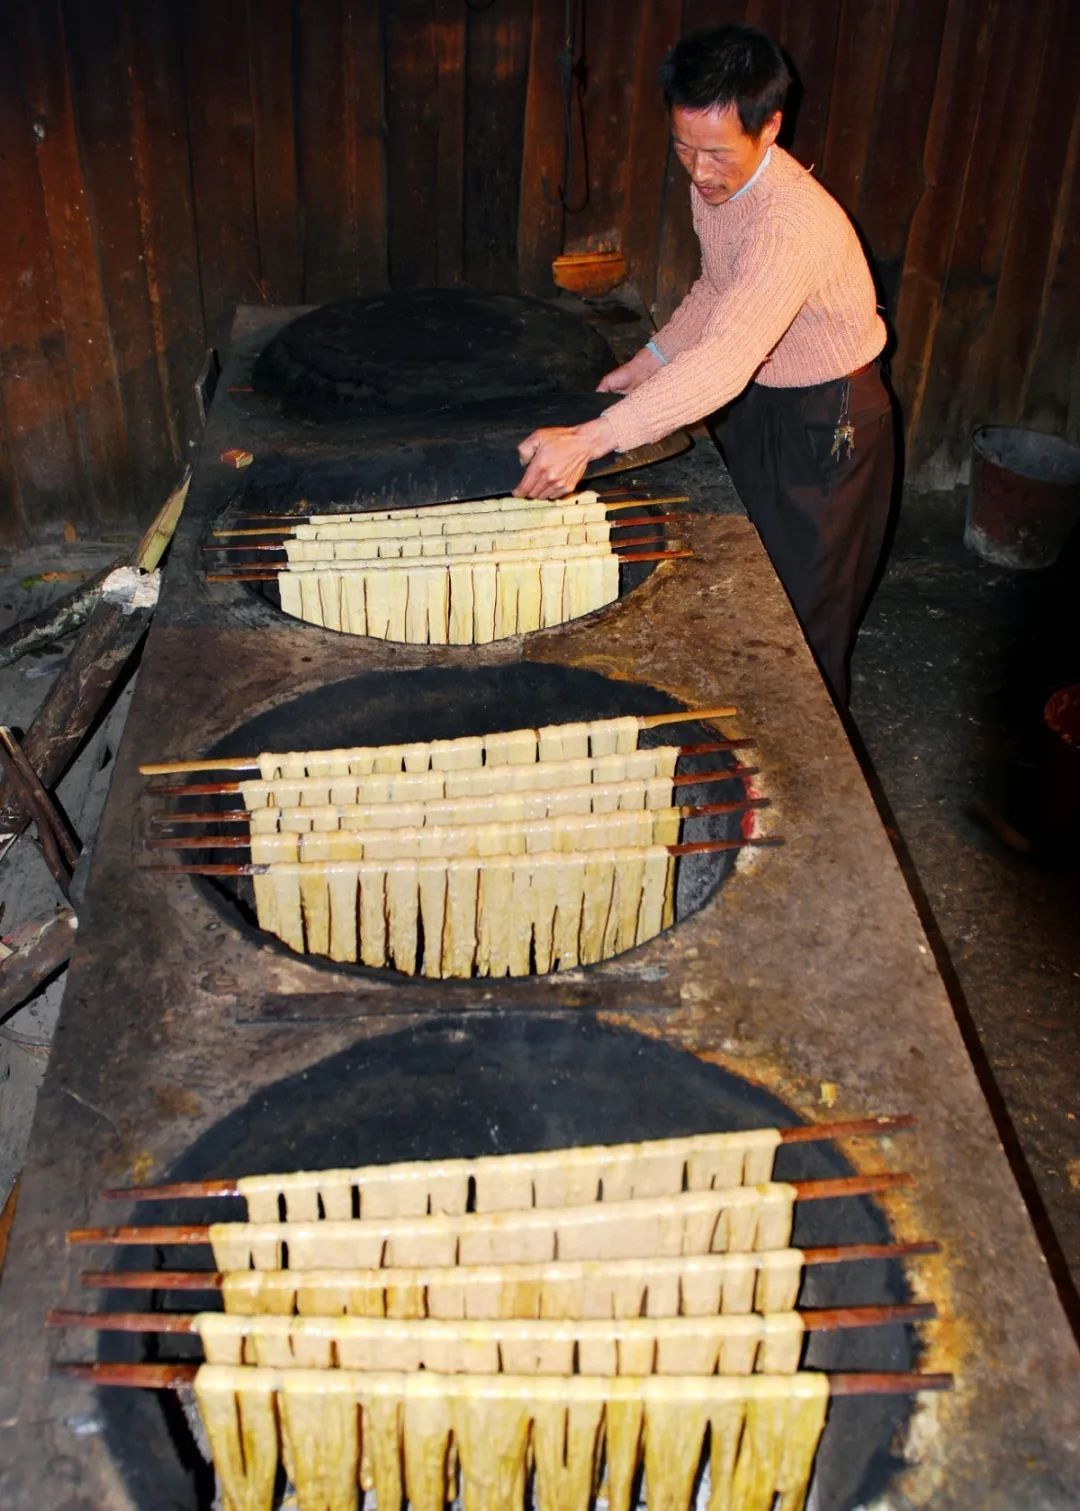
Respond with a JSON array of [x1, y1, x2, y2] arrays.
[[97, 1019, 915, 1511], [214, 291, 688, 506], [0, 306, 1076, 1508], [190, 664, 750, 981], [252, 289, 618, 424]]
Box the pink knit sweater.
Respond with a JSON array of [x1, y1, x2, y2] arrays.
[[604, 147, 886, 452]]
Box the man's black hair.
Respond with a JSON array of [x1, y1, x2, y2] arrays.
[[659, 25, 790, 137]]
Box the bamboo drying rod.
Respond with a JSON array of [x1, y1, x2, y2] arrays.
[[141, 835, 784, 876], [143, 765, 762, 799], [213, 495, 693, 532], [145, 797, 773, 849], [149, 774, 765, 824], [77, 1238, 941, 1291], [98, 1118, 914, 1203], [68, 1173, 914, 1245], [47, 1301, 935, 1338], [206, 531, 675, 562], [207, 547, 693, 582], [138, 708, 740, 777], [50, 1362, 952, 1396], [206, 513, 684, 548]]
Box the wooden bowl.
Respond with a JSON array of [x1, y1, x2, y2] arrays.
[[551, 250, 629, 297]]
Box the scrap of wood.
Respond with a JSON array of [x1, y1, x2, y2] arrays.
[[0, 909, 77, 1020], [0, 466, 190, 672], [0, 471, 190, 860], [0, 566, 116, 671], [0, 727, 79, 895]]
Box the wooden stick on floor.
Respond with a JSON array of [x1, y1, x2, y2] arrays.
[[0, 727, 80, 895]]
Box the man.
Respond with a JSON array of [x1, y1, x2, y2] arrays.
[[516, 25, 894, 704]]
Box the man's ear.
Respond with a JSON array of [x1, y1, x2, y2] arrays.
[[760, 111, 783, 149]]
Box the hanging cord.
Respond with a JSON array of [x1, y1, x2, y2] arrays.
[[545, 0, 590, 213]]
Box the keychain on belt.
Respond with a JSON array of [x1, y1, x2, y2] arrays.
[[831, 378, 855, 462]]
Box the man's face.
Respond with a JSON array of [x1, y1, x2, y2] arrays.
[[670, 103, 781, 205]]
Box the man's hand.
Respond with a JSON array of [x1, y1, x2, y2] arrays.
[[596, 346, 663, 395], [515, 416, 616, 499]]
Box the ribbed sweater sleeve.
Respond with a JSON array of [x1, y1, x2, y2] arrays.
[[608, 218, 815, 450], [604, 149, 885, 454], [650, 268, 713, 359]]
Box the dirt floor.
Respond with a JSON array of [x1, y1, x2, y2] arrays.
[[0, 485, 1077, 1333], [850, 486, 1080, 1316]]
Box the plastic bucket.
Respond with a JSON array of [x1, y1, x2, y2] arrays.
[[966, 426, 1080, 569]]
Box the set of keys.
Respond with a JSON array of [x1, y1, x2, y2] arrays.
[[831, 378, 856, 462]]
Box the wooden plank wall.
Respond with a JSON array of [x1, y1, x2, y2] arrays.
[[0, 0, 1076, 544]]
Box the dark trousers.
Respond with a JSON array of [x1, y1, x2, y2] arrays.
[[717, 363, 895, 705]]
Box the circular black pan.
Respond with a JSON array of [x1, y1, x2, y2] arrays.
[[98, 1016, 914, 1509], [187, 664, 754, 979], [211, 497, 663, 642], [253, 290, 618, 425]]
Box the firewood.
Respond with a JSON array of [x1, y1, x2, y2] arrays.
[[0, 471, 190, 859], [0, 467, 189, 673], [0, 909, 77, 1019]]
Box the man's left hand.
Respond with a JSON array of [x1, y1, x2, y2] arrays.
[[515, 417, 616, 499]]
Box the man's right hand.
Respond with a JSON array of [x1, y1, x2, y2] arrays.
[[596, 346, 663, 395]]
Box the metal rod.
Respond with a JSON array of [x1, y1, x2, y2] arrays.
[[148, 835, 250, 850], [143, 863, 265, 876], [51, 1360, 950, 1394], [71, 1174, 913, 1243], [143, 833, 783, 875], [147, 761, 760, 800], [49, 1309, 196, 1334], [802, 1240, 941, 1263], [780, 1115, 916, 1143], [82, 1270, 226, 1290], [54, 1361, 200, 1388], [98, 1127, 909, 1204], [146, 799, 772, 850], [149, 810, 248, 824], [829, 1372, 952, 1397], [669, 837, 783, 855], [799, 1302, 936, 1330], [48, 1300, 935, 1338], [147, 772, 763, 825], [81, 1241, 940, 1287], [214, 496, 692, 530], [205, 514, 684, 549], [206, 548, 695, 581]]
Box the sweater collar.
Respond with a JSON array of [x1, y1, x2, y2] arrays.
[[693, 146, 779, 220], [727, 146, 772, 203]]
